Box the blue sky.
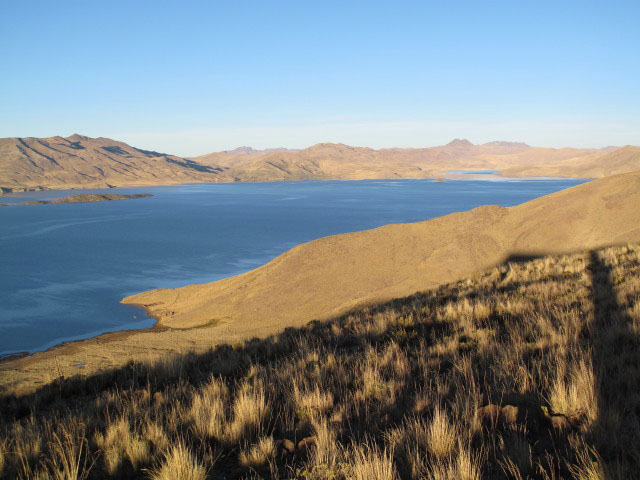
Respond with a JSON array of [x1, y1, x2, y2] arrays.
[[1, 1, 638, 156]]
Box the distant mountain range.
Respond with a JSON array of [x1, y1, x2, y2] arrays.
[[1, 134, 639, 192], [219, 146, 301, 155]]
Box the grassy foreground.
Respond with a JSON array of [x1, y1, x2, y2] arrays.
[[2, 244, 640, 479]]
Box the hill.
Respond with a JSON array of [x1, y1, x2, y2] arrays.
[[500, 145, 640, 178], [0, 134, 227, 192], [3, 135, 640, 192], [123, 170, 640, 331], [2, 243, 638, 478], [193, 140, 625, 182]]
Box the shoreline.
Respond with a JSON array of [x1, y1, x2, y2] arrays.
[[0, 303, 161, 365], [0, 171, 592, 199]]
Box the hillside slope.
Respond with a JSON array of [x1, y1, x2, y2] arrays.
[[0, 134, 228, 192], [195, 140, 609, 181], [3, 243, 640, 478], [501, 145, 640, 178], [123, 170, 640, 332]]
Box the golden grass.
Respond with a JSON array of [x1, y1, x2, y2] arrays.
[[2, 244, 640, 478], [238, 436, 276, 470], [347, 444, 397, 480], [148, 442, 207, 480], [427, 407, 457, 459]]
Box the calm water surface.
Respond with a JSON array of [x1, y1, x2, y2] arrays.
[[0, 178, 588, 355]]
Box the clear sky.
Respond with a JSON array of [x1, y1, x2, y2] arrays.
[[1, 1, 639, 156]]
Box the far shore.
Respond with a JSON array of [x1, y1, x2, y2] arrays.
[[0, 171, 582, 200]]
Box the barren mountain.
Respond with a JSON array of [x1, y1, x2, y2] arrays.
[[194, 140, 623, 182], [500, 145, 640, 178], [0, 134, 228, 192], [3, 135, 639, 192]]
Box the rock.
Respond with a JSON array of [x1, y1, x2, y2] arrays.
[[548, 413, 574, 434], [476, 403, 544, 432], [297, 436, 317, 453], [476, 403, 577, 437], [476, 404, 501, 426], [278, 439, 296, 456]]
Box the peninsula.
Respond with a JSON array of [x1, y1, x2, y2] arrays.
[[14, 193, 152, 206]]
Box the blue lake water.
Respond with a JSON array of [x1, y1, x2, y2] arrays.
[[0, 178, 588, 355]]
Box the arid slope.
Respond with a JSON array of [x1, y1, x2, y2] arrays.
[[0, 134, 227, 192], [501, 145, 640, 178], [194, 139, 608, 181], [194, 140, 639, 181], [123, 170, 640, 331], [3, 244, 640, 478]]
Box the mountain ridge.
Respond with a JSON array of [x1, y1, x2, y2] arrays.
[[0, 134, 227, 192], [2, 134, 640, 192]]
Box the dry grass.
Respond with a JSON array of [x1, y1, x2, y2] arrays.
[[427, 407, 457, 459], [347, 444, 397, 480], [238, 436, 275, 470], [149, 443, 207, 480], [2, 244, 640, 479]]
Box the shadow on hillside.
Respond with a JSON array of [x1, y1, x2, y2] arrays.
[[165, 157, 226, 173], [0, 293, 455, 422], [585, 250, 640, 471], [0, 252, 582, 419], [502, 253, 544, 265]]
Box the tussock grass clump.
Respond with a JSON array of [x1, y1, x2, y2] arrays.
[[238, 436, 276, 470], [426, 407, 457, 459], [149, 443, 207, 480], [188, 376, 229, 441], [347, 444, 397, 480], [2, 244, 640, 478]]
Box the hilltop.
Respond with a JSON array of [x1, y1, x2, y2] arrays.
[[0, 134, 227, 192], [2, 243, 638, 478]]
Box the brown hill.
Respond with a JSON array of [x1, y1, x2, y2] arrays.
[[194, 140, 618, 182], [0, 134, 228, 192], [501, 145, 640, 178], [3, 135, 638, 192], [123, 170, 640, 334]]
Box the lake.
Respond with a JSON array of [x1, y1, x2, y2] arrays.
[[0, 177, 588, 356]]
